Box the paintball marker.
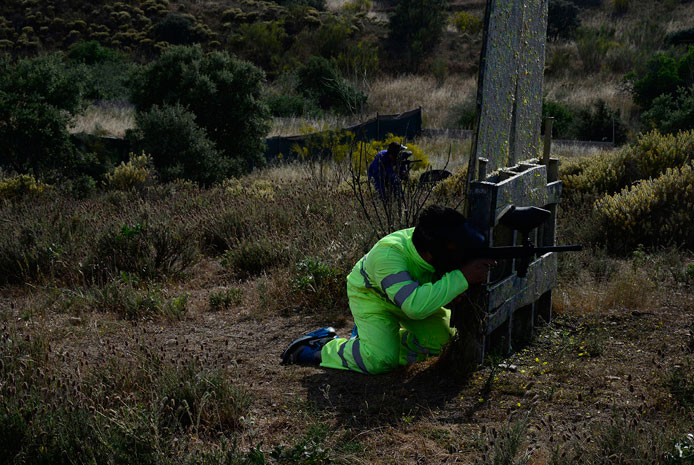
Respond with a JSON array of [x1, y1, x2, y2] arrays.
[[463, 205, 582, 278]]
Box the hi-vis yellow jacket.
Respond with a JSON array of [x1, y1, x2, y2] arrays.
[[347, 227, 468, 320]]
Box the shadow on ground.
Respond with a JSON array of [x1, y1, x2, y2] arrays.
[[300, 359, 477, 428]]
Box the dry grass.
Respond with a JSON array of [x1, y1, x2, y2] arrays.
[[366, 74, 477, 129], [544, 75, 636, 119], [69, 102, 135, 137]]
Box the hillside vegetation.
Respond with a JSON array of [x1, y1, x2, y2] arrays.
[[1, 0, 693, 464]]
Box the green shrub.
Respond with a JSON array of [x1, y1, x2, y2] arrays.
[[236, 21, 287, 77], [90, 220, 198, 281], [130, 45, 271, 176], [0, 174, 50, 201], [126, 104, 224, 185], [266, 93, 319, 117], [67, 40, 123, 65], [388, 0, 448, 68], [221, 238, 290, 278], [561, 130, 694, 202], [666, 27, 694, 47], [450, 11, 482, 35], [593, 161, 694, 251], [641, 85, 694, 135], [297, 55, 367, 114], [290, 257, 346, 314], [630, 47, 694, 109], [547, 0, 580, 40], [0, 54, 84, 177], [153, 12, 200, 45], [569, 99, 627, 144], [542, 99, 574, 138], [106, 152, 155, 190]]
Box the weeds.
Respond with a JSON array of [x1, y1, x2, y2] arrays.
[[209, 287, 244, 311]]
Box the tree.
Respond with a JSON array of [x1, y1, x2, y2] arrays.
[[388, 0, 448, 69], [130, 45, 271, 176], [127, 104, 227, 185], [0, 54, 84, 177], [547, 0, 580, 41]]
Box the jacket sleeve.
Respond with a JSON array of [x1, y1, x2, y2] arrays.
[[367, 246, 468, 320]]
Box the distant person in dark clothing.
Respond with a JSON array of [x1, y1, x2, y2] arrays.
[[368, 142, 413, 199]]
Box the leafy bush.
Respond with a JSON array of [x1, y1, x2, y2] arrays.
[[67, 40, 123, 65], [90, 220, 198, 281], [641, 86, 694, 134], [236, 21, 288, 78], [153, 13, 201, 45], [542, 99, 574, 138], [106, 152, 155, 191], [0, 54, 84, 177], [221, 239, 291, 278], [266, 93, 320, 117], [130, 45, 271, 176], [630, 47, 694, 109], [450, 11, 482, 35], [593, 161, 694, 251], [0, 174, 50, 201], [290, 257, 346, 313], [126, 104, 224, 185], [666, 27, 694, 46], [547, 0, 580, 40], [561, 130, 694, 202], [570, 99, 627, 144], [388, 0, 448, 68], [297, 56, 367, 114]]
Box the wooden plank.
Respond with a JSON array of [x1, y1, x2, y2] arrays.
[[484, 253, 557, 334]]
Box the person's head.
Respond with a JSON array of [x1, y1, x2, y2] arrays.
[[386, 142, 405, 160], [412, 205, 485, 272]]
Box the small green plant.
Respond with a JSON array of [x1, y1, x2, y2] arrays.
[[209, 288, 244, 311]]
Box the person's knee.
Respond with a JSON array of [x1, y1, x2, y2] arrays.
[[362, 347, 399, 374]]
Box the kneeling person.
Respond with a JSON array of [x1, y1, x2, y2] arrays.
[[281, 205, 493, 374]]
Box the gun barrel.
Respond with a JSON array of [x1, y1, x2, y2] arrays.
[[466, 244, 582, 260]]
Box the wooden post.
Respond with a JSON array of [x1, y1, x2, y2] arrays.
[[542, 117, 553, 166], [478, 158, 489, 181]]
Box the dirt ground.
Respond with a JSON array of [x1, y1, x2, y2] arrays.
[[5, 256, 694, 464]]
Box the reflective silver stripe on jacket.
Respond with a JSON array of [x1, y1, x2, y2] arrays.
[[337, 341, 349, 369], [394, 282, 418, 307], [352, 339, 369, 374], [381, 271, 413, 291]]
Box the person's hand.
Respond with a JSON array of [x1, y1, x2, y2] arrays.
[[459, 258, 497, 285]]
